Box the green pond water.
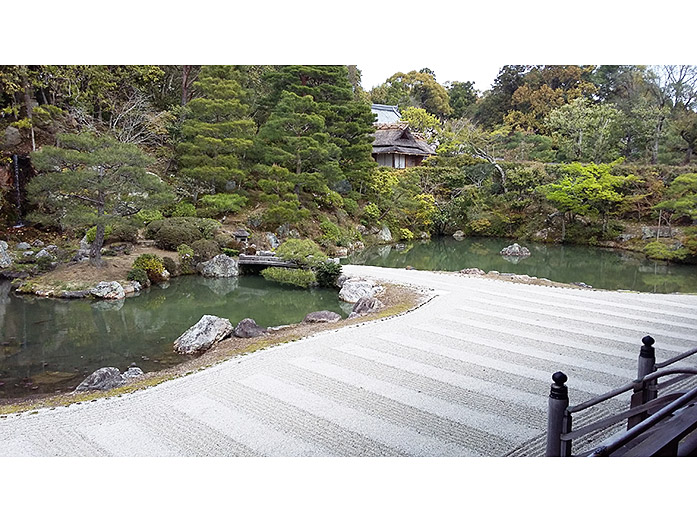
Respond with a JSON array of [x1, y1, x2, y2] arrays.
[[0, 276, 351, 399], [346, 237, 697, 294]]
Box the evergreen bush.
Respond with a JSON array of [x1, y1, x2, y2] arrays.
[[177, 244, 196, 274], [314, 260, 342, 288], [191, 238, 220, 263], [132, 254, 166, 281], [127, 267, 149, 286], [261, 267, 317, 288]]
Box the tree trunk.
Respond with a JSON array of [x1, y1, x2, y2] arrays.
[[19, 66, 36, 152], [89, 222, 106, 267], [561, 213, 566, 242], [181, 65, 191, 106], [651, 116, 665, 165]]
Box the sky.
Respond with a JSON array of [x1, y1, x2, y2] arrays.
[[358, 62, 503, 92]]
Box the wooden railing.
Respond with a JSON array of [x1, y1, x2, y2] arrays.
[[546, 336, 697, 457]]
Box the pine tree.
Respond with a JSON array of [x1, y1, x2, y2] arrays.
[[255, 90, 341, 194], [260, 66, 376, 192], [176, 66, 256, 200], [29, 132, 173, 266]]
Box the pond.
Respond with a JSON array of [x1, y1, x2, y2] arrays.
[[346, 237, 697, 294], [0, 276, 351, 399]]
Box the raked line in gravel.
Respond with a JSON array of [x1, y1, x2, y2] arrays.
[[2, 265, 696, 457]]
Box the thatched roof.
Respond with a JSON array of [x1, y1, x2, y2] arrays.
[[372, 123, 435, 156]]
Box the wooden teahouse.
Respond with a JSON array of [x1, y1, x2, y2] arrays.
[[370, 104, 435, 168]]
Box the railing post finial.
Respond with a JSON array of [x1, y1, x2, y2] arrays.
[[546, 371, 571, 457]]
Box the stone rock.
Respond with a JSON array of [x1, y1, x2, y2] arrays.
[[22, 250, 34, 257], [35, 248, 53, 260], [74, 367, 126, 393], [337, 274, 351, 288], [0, 240, 7, 250], [75, 235, 92, 261], [334, 247, 348, 257], [534, 229, 552, 241], [3, 126, 21, 148], [90, 281, 125, 300], [276, 223, 290, 237], [0, 242, 12, 269], [174, 314, 234, 354], [339, 277, 383, 303], [572, 282, 593, 289], [460, 267, 485, 275], [617, 234, 635, 242], [420, 232, 431, 240], [500, 243, 531, 257], [265, 232, 280, 249], [303, 310, 342, 323], [288, 229, 300, 239], [488, 270, 500, 276], [59, 290, 90, 299], [453, 230, 465, 240], [121, 366, 144, 380], [642, 226, 672, 240], [32, 240, 44, 247], [198, 254, 239, 278], [356, 225, 367, 235], [377, 225, 392, 243], [233, 318, 268, 338], [350, 241, 365, 252], [16, 242, 31, 250], [394, 243, 407, 251], [45, 244, 58, 253], [257, 250, 274, 257], [351, 296, 384, 315]]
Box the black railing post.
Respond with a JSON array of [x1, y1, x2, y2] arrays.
[[638, 335, 658, 403], [628, 335, 658, 430], [546, 371, 571, 457]]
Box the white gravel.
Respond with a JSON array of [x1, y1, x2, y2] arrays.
[[1, 265, 696, 457]]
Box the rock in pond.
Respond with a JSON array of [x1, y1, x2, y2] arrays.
[[233, 318, 268, 338], [376, 225, 393, 243], [174, 315, 234, 354], [453, 230, 465, 240], [500, 243, 531, 257], [74, 367, 126, 392], [90, 281, 126, 300], [198, 254, 239, 278], [303, 310, 342, 323], [339, 278, 383, 303]]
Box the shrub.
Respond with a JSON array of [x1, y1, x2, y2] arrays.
[[134, 209, 163, 225], [85, 225, 112, 243], [363, 202, 380, 222], [177, 244, 195, 274], [36, 256, 54, 272], [467, 218, 492, 235], [398, 228, 415, 241], [261, 267, 317, 288], [320, 219, 341, 245], [171, 202, 197, 217], [126, 267, 149, 286], [198, 193, 247, 217], [275, 239, 327, 267], [314, 260, 342, 288], [191, 238, 220, 264], [221, 248, 240, 257], [132, 254, 166, 281], [262, 200, 311, 227], [109, 222, 139, 243], [644, 241, 686, 261], [145, 217, 220, 250], [343, 197, 359, 217], [162, 256, 178, 276]]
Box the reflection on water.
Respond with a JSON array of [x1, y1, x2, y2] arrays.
[[0, 276, 346, 398], [347, 237, 697, 294]]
